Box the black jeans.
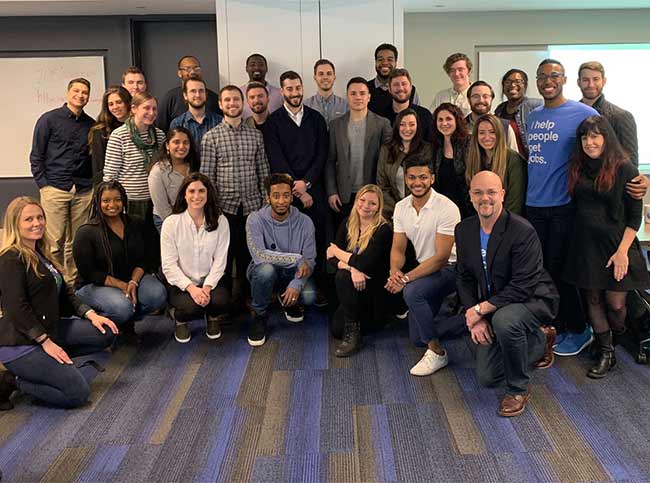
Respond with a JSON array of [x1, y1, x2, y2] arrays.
[[167, 279, 231, 322], [475, 304, 546, 396], [526, 203, 585, 333], [224, 208, 251, 299], [5, 318, 116, 408]]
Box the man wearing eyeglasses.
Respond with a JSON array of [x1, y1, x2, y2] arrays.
[[525, 58, 598, 357], [465, 80, 518, 152], [157, 55, 222, 132]]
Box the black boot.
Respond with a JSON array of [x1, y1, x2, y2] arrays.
[[588, 331, 616, 379], [335, 319, 361, 358], [0, 370, 17, 411]]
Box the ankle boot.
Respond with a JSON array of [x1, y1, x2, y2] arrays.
[[0, 370, 17, 411], [335, 320, 361, 357], [588, 330, 616, 379]]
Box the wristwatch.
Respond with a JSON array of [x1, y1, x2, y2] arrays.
[[474, 303, 482, 315]]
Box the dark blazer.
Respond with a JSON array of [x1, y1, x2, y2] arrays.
[[455, 210, 559, 323], [0, 248, 91, 346], [590, 94, 638, 167], [325, 111, 392, 204]]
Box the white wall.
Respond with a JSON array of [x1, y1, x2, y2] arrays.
[[216, 0, 403, 98], [404, 9, 650, 109]]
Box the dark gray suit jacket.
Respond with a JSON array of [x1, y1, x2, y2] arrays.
[[325, 111, 392, 204]]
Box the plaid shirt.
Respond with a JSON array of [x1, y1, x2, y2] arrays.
[[200, 121, 270, 215]]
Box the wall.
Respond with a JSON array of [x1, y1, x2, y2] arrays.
[[404, 8, 650, 109]]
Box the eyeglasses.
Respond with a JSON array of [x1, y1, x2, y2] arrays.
[[536, 72, 564, 81], [504, 79, 525, 87], [180, 66, 202, 73]]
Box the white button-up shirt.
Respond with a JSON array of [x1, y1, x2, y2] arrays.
[[284, 104, 304, 127], [161, 210, 230, 290]]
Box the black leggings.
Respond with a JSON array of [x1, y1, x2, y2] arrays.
[[582, 289, 627, 334], [168, 279, 231, 322]]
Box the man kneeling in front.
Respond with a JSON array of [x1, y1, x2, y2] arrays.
[[455, 171, 559, 417]]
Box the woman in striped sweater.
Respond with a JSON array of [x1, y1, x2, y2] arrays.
[[103, 92, 166, 221]]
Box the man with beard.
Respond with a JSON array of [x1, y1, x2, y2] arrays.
[[465, 80, 518, 152], [241, 53, 283, 118], [245, 173, 316, 346], [304, 59, 348, 127], [265, 70, 330, 305], [528, 59, 647, 357], [170, 76, 223, 165], [381, 68, 433, 143], [385, 157, 461, 377], [578, 61, 639, 166], [244, 82, 270, 135], [201, 85, 270, 308], [157, 56, 221, 132], [431, 53, 472, 117], [367, 43, 420, 115], [455, 171, 559, 417]]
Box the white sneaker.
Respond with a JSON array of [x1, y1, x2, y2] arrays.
[[409, 349, 448, 376]]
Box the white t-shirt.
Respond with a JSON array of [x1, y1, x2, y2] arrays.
[[393, 189, 461, 263]]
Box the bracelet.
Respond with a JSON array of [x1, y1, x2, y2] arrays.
[[345, 265, 352, 272], [128, 280, 139, 287]]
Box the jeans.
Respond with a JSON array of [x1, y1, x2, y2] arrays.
[[404, 265, 457, 346], [39, 185, 93, 283], [76, 274, 168, 325], [247, 263, 316, 316], [474, 303, 546, 396], [526, 203, 585, 333], [4, 317, 116, 408]]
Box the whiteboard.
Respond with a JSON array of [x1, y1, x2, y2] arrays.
[[478, 47, 548, 103], [0, 56, 105, 178]]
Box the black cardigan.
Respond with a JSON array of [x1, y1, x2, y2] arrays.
[[0, 248, 90, 346], [72, 216, 154, 288], [328, 220, 392, 278]]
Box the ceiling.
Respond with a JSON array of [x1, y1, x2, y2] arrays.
[[0, 0, 648, 16]]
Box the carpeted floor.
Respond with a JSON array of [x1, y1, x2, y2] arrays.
[[1, 308, 650, 483]]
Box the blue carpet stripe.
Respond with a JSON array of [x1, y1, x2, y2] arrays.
[[285, 369, 323, 455], [197, 407, 237, 482], [77, 445, 129, 483], [370, 404, 398, 482]]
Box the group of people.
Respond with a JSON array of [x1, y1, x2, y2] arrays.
[[0, 45, 646, 419]]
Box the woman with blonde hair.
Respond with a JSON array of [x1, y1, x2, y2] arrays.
[[104, 91, 166, 221], [327, 184, 397, 356], [0, 197, 117, 409], [465, 113, 526, 214]]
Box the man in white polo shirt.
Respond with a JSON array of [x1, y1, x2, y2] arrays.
[[385, 156, 461, 376]]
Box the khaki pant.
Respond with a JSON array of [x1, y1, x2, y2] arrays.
[[40, 185, 93, 283]]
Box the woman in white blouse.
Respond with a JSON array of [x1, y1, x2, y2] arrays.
[[160, 172, 231, 343]]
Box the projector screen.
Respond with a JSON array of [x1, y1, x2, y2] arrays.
[[479, 43, 648, 171]]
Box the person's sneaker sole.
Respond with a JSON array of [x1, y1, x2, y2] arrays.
[[284, 311, 304, 323], [206, 330, 222, 340], [553, 334, 594, 356], [247, 335, 266, 347], [175, 334, 191, 343], [396, 310, 409, 320]]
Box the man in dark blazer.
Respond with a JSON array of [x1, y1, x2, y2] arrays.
[[326, 77, 392, 229], [455, 171, 559, 418]]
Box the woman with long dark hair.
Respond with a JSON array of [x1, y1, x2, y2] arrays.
[[465, 113, 526, 214], [432, 102, 472, 218], [104, 92, 166, 221], [376, 108, 433, 219], [564, 116, 649, 378], [73, 180, 167, 329], [327, 184, 397, 356], [88, 86, 132, 185], [0, 197, 117, 409], [161, 173, 231, 343], [148, 127, 197, 232]]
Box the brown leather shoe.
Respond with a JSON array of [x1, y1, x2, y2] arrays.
[[533, 326, 557, 369], [498, 391, 530, 417]]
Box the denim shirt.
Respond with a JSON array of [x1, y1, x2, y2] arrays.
[[494, 97, 543, 158]]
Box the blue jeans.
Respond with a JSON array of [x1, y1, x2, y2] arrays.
[[403, 265, 457, 346], [76, 274, 167, 325], [247, 263, 316, 316], [4, 317, 116, 408], [474, 303, 546, 395]]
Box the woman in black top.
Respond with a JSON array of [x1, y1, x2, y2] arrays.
[[0, 197, 117, 409], [432, 102, 472, 218], [87, 86, 131, 186], [564, 116, 650, 378], [73, 180, 167, 329], [327, 184, 396, 356]]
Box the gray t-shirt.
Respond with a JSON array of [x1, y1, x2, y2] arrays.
[[347, 117, 366, 193]]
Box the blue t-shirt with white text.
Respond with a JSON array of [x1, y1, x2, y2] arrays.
[[526, 100, 598, 207]]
